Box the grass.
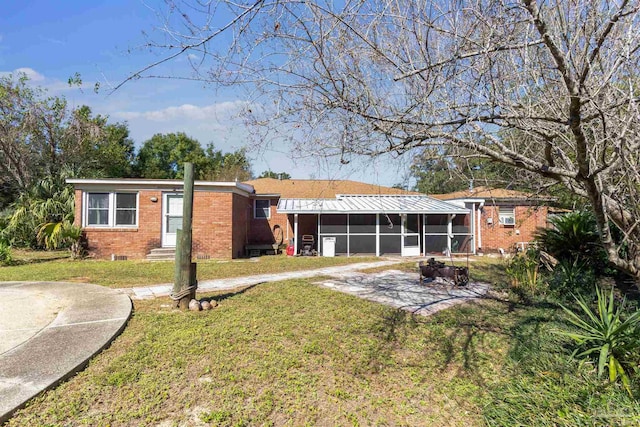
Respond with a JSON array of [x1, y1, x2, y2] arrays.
[[7, 273, 640, 426], [3, 253, 639, 425], [0, 251, 381, 287]]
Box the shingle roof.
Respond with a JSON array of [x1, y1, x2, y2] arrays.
[[431, 186, 540, 201], [244, 178, 421, 199], [277, 195, 469, 214]]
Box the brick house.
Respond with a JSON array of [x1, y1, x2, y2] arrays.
[[68, 177, 479, 259], [432, 186, 554, 254]]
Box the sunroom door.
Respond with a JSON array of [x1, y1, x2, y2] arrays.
[[401, 214, 421, 256], [162, 193, 183, 247]]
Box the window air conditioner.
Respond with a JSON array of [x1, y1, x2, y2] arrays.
[[502, 216, 515, 225]]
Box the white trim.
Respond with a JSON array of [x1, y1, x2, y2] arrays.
[[477, 202, 484, 250], [376, 214, 380, 256], [293, 214, 299, 254], [67, 178, 254, 196], [83, 191, 139, 228], [162, 193, 183, 247]]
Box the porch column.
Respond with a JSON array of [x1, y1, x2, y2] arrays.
[[375, 214, 380, 256], [294, 213, 299, 254], [317, 214, 321, 255], [470, 203, 476, 254], [422, 214, 426, 256], [447, 214, 454, 255]]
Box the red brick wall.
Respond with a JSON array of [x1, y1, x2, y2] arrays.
[[247, 197, 292, 246], [77, 189, 248, 260], [479, 204, 548, 252], [231, 194, 251, 259], [79, 190, 163, 259]]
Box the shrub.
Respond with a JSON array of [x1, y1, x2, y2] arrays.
[[37, 221, 86, 259], [0, 239, 12, 265], [505, 248, 546, 299], [556, 286, 640, 395], [548, 258, 597, 297], [535, 210, 608, 274]]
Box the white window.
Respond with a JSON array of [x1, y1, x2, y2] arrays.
[[499, 207, 516, 226], [254, 199, 271, 219], [85, 192, 138, 227]]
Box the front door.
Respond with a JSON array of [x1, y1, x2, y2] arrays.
[[162, 193, 183, 247], [401, 214, 421, 256]]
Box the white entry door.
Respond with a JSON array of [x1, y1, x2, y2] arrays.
[[162, 193, 183, 247], [401, 214, 421, 256]]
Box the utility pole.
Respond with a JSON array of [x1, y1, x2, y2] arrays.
[[171, 163, 197, 309]]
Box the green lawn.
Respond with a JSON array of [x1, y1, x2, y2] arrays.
[[7, 277, 638, 426], [3, 253, 639, 425], [0, 251, 381, 287]]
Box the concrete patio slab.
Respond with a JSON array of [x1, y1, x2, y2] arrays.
[[316, 269, 490, 316]]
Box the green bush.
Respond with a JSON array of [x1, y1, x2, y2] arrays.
[[556, 286, 640, 395], [0, 239, 12, 265], [505, 249, 546, 300], [535, 211, 608, 274], [549, 258, 597, 297]]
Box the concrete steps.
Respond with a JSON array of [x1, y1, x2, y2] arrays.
[[146, 247, 176, 261]]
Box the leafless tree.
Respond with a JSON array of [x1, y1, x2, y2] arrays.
[[128, 0, 640, 282]]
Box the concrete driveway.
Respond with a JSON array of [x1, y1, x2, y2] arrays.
[[0, 282, 131, 423], [316, 269, 490, 316]]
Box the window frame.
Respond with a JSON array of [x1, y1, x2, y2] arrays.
[[84, 191, 139, 228], [498, 206, 516, 226], [86, 193, 110, 226], [253, 199, 271, 219]]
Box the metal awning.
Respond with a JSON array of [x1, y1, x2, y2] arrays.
[[277, 195, 469, 214]]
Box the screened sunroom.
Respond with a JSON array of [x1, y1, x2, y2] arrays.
[[277, 195, 473, 256]]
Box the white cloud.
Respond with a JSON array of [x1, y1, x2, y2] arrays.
[[113, 101, 250, 122], [0, 67, 45, 81], [0, 67, 95, 94]]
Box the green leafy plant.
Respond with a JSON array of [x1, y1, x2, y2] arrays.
[[5, 174, 75, 248], [557, 287, 640, 395], [535, 211, 608, 273], [549, 258, 596, 296], [505, 249, 544, 297], [0, 239, 12, 265], [37, 222, 86, 259]]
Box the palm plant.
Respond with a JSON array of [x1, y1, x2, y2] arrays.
[[535, 210, 607, 269], [4, 174, 75, 248], [557, 287, 640, 395]]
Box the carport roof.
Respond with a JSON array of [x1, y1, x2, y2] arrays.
[[277, 195, 469, 214]]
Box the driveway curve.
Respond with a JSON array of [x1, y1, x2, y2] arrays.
[[0, 281, 131, 423]]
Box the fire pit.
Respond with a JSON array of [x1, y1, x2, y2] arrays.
[[419, 258, 469, 286]]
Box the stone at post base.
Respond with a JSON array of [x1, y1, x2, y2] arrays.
[[188, 299, 201, 311]]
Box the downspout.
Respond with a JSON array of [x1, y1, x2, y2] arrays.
[[477, 202, 484, 252]]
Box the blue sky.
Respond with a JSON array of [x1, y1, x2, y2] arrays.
[[0, 0, 414, 187]]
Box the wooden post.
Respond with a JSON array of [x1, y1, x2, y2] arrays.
[[172, 163, 197, 309]]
